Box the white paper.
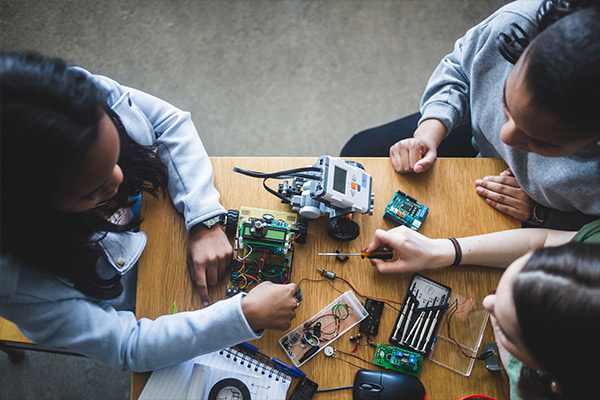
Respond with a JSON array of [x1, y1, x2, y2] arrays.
[[139, 348, 291, 400]]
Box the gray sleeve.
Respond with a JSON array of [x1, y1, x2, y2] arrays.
[[419, 1, 540, 135]]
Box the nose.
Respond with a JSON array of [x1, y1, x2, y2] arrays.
[[482, 294, 495, 313], [103, 164, 124, 196], [501, 122, 530, 152], [113, 164, 124, 186]]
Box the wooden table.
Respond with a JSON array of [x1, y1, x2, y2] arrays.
[[132, 157, 519, 400]]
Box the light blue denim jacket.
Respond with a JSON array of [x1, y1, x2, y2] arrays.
[[0, 69, 261, 372]]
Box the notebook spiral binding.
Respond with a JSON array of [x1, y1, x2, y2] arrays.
[[218, 348, 291, 384]]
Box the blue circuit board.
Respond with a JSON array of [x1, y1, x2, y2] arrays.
[[383, 190, 429, 231]]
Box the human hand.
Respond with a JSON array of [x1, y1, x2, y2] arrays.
[[365, 226, 454, 273], [389, 119, 445, 173], [475, 169, 535, 222], [187, 224, 233, 307], [241, 282, 299, 331]]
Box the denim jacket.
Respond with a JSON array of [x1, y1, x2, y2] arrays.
[[0, 69, 261, 372]]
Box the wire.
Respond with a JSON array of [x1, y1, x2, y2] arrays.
[[234, 165, 323, 204], [336, 276, 403, 311], [315, 385, 353, 393], [455, 296, 473, 313], [335, 348, 372, 365], [298, 275, 402, 312], [457, 396, 497, 400], [233, 166, 322, 179], [446, 298, 478, 360]]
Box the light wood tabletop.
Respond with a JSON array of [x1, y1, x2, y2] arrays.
[[132, 157, 520, 400]]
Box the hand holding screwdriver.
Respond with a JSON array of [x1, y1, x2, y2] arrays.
[[358, 249, 395, 259], [366, 226, 456, 273]]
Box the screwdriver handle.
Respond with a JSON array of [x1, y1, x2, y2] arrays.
[[360, 250, 394, 260]]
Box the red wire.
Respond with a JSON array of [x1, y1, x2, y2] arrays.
[[455, 296, 473, 313], [457, 395, 496, 400]]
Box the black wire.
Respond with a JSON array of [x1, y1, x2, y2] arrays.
[[262, 177, 291, 204], [446, 299, 479, 360], [315, 385, 353, 393], [233, 166, 324, 204], [233, 166, 322, 179]]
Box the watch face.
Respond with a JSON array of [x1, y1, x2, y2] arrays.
[[203, 214, 225, 228]]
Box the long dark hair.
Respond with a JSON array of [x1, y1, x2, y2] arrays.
[[497, 0, 600, 136], [512, 243, 600, 400], [0, 51, 168, 299]]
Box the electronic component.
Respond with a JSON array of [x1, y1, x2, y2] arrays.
[[389, 274, 451, 355], [226, 207, 302, 297], [289, 377, 319, 400], [279, 291, 368, 367], [484, 343, 503, 371], [316, 267, 336, 280], [359, 298, 384, 336], [373, 343, 423, 376], [234, 155, 375, 241], [383, 190, 429, 231], [373, 343, 423, 377]]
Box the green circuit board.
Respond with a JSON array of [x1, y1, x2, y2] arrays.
[[373, 343, 423, 377], [383, 190, 429, 231]]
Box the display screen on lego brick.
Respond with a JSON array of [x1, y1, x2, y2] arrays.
[[333, 166, 346, 194]]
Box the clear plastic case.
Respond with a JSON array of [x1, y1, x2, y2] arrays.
[[428, 291, 489, 376], [279, 291, 368, 367]]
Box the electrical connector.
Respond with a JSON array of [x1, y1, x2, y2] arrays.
[[316, 267, 336, 280]]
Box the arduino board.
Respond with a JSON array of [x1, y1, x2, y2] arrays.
[[383, 190, 429, 231]]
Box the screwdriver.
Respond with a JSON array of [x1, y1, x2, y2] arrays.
[[317, 249, 394, 260]]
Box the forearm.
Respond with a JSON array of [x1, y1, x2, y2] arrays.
[[413, 119, 446, 148], [453, 228, 575, 269]]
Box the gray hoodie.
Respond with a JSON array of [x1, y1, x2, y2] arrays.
[[419, 0, 600, 228]]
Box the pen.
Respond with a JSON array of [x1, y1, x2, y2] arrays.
[[270, 356, 306, 378], [237, 342, 306, 378]]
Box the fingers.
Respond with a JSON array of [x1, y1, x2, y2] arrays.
[[389, 138, 436, 174], [366, 229, 386, 252], [187, 227, 233, 305], [475, 181, 524, 207], [475, 175, 534, 221], [414, 148, 437, 173], [483, 198, 530, 221], [192, 265, 210, 307]]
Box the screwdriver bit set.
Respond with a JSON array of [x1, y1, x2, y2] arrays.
[[389, 274, 451, 355]]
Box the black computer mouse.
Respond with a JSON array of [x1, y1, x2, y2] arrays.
[[352, 369, 426, 400]]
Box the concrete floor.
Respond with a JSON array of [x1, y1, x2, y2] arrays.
[[1, 0, 508, 398]]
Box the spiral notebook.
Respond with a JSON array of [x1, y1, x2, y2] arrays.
[[139, 347, 292, 400]]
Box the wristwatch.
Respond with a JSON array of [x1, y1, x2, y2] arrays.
[[529, 203, 548, 225], [199, 214, 226, 229]]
